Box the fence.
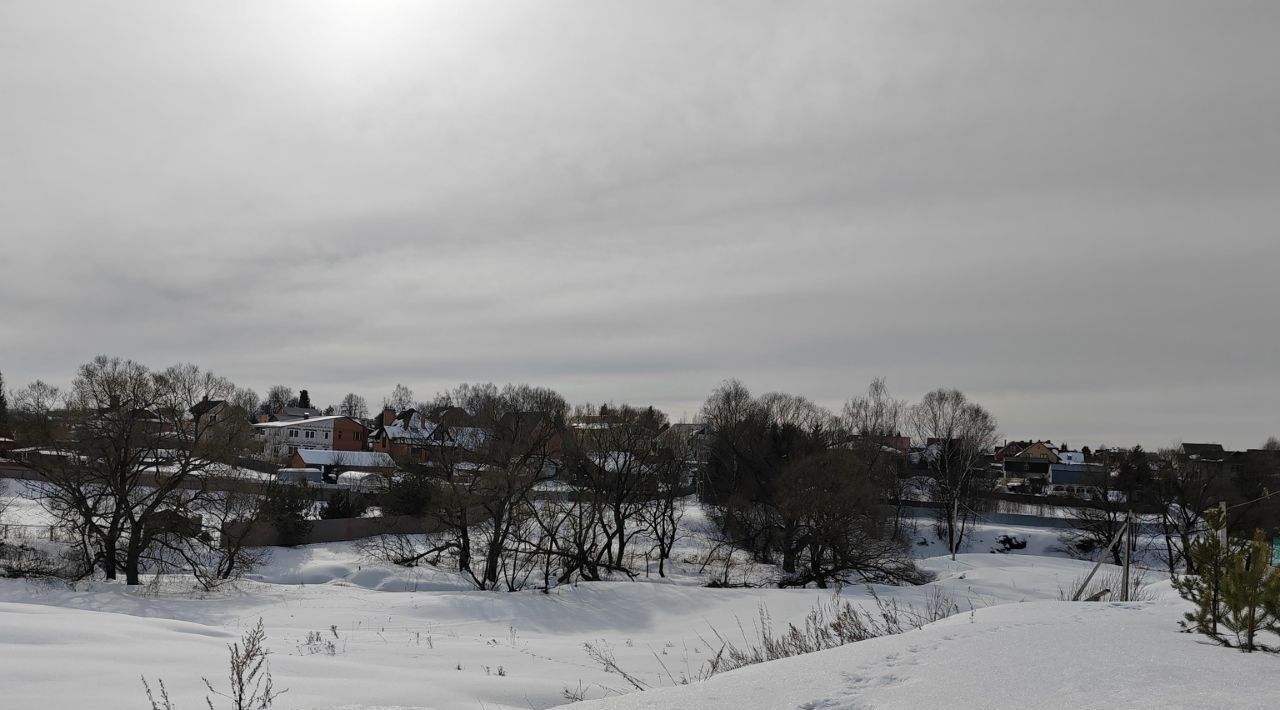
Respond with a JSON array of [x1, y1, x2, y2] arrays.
[[222, 513, 452, 547], [0, 523, 78, 544]]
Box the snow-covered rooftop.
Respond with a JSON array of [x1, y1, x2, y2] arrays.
[[294, 449, 395, 468], [254, 415, 352, 429]]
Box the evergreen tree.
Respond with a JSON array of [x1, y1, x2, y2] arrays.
[[1173, 507, 1233, 642], [320, 490, 367, 519], [381, 471, 435, 517], [258, 483, 314, 546], [1219, 530, 1280, 652], [0, 369, 9, 429], [297, 389, 312, 409], [1175, 508, 1280, 652]]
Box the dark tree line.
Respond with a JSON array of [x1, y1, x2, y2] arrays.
[[700, 379, 936, 587]]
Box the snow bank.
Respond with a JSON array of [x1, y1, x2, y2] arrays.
[[1, 502, 1269, 710], [570, 596, 1280, 710]]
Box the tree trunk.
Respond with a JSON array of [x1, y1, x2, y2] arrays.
[[613, 509, 627, 565], [781, 538, 797, 575], [481, 507, 506, 589], [101, 540, 118, 580], [949, 496, 960, 560], [1161, 511, 1177, 575], [124, 539, 144, 586]]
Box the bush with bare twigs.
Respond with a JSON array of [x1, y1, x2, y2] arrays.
[[142, 618, 285, 710]]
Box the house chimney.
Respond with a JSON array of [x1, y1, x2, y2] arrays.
[[382, 407, 397, 426]]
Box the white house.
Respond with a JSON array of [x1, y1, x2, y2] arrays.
[[254, 415, 370, 461]]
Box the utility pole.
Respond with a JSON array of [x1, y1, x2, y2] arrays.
[[1218, 500, 1229, 547], [1121, 509, 1133, 602]]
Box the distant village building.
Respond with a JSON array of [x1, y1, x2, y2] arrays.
[[287, 449, 396, 477], [254, 414, 369, 461], [999, 440, 1096, 486], [269, 406, 324, 422]]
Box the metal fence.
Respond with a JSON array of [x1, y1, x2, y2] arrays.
[[0, 523, 77, 544]]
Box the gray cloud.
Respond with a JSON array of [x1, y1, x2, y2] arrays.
[[3, 1, 1278, 449]]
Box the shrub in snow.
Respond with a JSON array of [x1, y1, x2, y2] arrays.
[[1059, 567, 1152, 603], [298, 630, 338, 656], [710, 588, 959, 674], [143, 618, 284, 710], [585, 588, 962, 689], [319, 490, 369, 520]]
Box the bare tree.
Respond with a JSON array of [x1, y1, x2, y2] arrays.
[[431, 382, 568, 422], [383, 384, 414, 412], [22, 356, 254, 585], [151, 467, 273, 591], [701, 379, 756, 435], [640, 430, 693, 577], [229, 388, 259, 421], [909, 388, 998, 560], [843, 378, 911, 537], [701, 386, 834, 573], [1151, 449, 1230, 575], [0, 369, 9, 433], [564, 405, 673, 569], [700, 382, 916, 586], [1059, 447, 1149, 565], [264, 385, 293, 414], [776, 449, 921, 587], [370, 387, 566, 591], [338, 392, 369, 419], [9, 379, 65, 445]]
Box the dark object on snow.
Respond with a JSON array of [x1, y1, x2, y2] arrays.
[[1084, 589, 1111, 602], [993, 535, 1027, 553]]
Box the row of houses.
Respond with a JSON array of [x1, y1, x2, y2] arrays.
[[987, 439, 1280, 496], [240, 402, 574, 479], [17, 395, 1263, 496]]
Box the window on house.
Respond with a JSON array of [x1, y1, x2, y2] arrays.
[[336, 431, 343, 440], [288, 429, 300, 437], [354, 431, 363, 440], [324, 432, 330, 440], [305, 430, 316, 439]]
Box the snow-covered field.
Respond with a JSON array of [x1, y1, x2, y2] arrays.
[[2, 480, 1276, 709]]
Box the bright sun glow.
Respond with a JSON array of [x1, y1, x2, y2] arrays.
[[280, 0, 484, 89]]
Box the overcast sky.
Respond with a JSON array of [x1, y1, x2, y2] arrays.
[[2, 1, 1277, 449]]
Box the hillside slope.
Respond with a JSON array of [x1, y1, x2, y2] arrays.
[[570, 593, 1280, 710]]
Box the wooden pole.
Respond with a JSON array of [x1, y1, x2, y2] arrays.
[[1072, 517, 1130, 601], [1121, 510, 1132, 601]]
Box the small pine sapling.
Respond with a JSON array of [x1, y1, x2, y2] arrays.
[[1172, 508, 1233, 643], [1218, 529, 1280, 652]]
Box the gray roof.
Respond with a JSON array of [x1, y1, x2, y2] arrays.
[[295, 449, 395, 468]]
